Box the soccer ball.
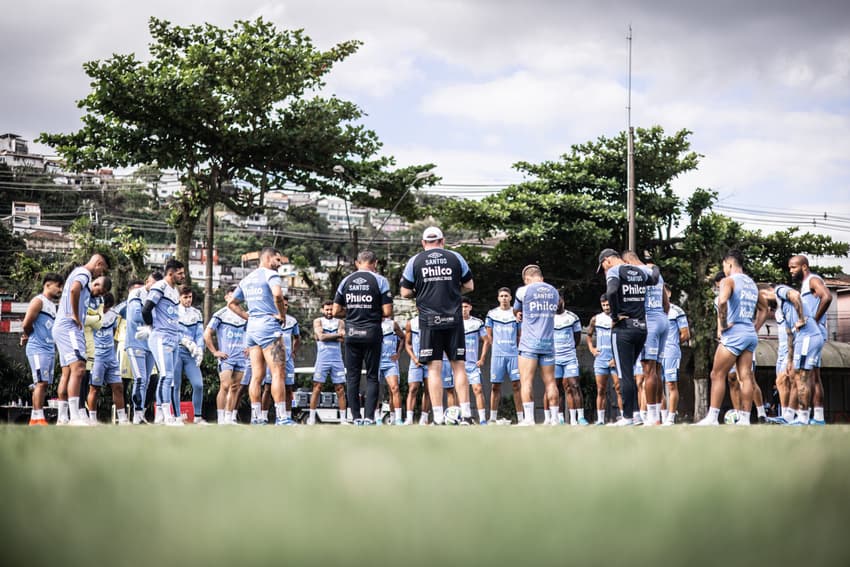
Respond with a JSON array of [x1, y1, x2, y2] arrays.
[[723, 410, 739, 425], [444, 406, 461, 425]]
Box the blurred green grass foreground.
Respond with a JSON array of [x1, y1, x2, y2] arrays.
[[2, 425, 849, 567]]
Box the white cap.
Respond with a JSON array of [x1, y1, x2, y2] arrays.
[[422, 226, 444, 242]]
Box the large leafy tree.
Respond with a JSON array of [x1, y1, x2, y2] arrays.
[[39, 17, 431, 319], [441, 126, 699, 314]]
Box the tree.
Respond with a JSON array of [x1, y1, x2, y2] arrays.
[[39, 17, 430, 319], [441, 126, 699, 313]]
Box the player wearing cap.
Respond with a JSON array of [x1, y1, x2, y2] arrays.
[[308, 301, 347, 424], [622, 250, 669, 426], [400, 227, 475, 425], [788, 255, 830, 425], [697, 250, 767, 426], [21, 272, 64, 425], [334, 250, 394, 425], [513, 265, 560, 426], [485, 288, 522, 424], [597, 248, 660, 426]]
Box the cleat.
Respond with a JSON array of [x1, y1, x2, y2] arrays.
[[394, 418, 405, 426], [359, 418, 375, 426], [68, 419, 91, 427], [117, 419, 131, 426], [28, 418, 48, 426], [809, 419, 826, 426], [495, 418, 512, 426], [56, 419, 70, 427], [154, 413, 164, 425], [609, 417, 634, 427], [577, 417, 589, 426], [306, 416, 316, 425], [275, 417, 297, 426], [663, 414, 677, 426], [513, 420, 535, 427], [458, 416, 474, 426], [193, 417, 210, 425], [558, 416, 566, 425], [758, 416, 768, 424], [250, 418, 263, 425], [479, 419, 488, 426]]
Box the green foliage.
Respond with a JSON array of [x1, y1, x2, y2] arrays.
[[38, 17, 427, 277], [8, 253, 48, 300]]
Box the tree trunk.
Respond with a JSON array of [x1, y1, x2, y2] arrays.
[[174, 207, 199, 286]]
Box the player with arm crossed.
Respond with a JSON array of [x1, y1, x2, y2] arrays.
[[586, 295, 622, 425], [308, 301, 347, 424]]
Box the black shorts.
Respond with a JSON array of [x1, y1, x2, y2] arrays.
[[419, 322, 466, 363]]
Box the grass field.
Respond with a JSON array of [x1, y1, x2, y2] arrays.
[[2, 425, 849, 567]]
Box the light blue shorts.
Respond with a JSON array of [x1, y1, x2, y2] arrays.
[[442, 361, 454, 388], [775, 351, 789, 377], [490, 356, 519, 383], [379, 361, 400, 382], [407, 364, 426, 384], [245, 317, 283, 349], [314, 358, 346, 384], [519, 351, 555, 367], [219, 357, 247, 373], [662, 357, 680, 383], [92, 356, 121, 386], [594, 356, 616, 376], [52, 321, 86, 367], [642, 315, 668, 362], [27, 350, 55, 384], [466, 365, 482, 385], [720, 325, 758, 356], [793, 333, 824, 371], [555, 359, 579, 379]]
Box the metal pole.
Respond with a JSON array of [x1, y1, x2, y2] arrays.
[[204, 202, 214, 323], [626, 25, 636, 251]]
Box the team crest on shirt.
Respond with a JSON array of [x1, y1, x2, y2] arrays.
[[427, 252, 442, 259], [353, 277, 367, 285]]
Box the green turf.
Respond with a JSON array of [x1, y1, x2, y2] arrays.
[[2, 425, 849, 567]]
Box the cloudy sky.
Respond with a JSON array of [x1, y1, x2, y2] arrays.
[[3, 0, 849, 261]]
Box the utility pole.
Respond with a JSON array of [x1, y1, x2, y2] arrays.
[[626, 25, 636, 252]]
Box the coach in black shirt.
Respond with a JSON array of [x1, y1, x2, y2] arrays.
[[400, 227, 475, 425], [333, 250, 393, 424], [598, 248, 660, 425]]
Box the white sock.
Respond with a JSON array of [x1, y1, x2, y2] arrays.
[[217, 409, 225, 423], [516, 411, 524, 423], [31, 409, 44, 420], [577, 408, 585, 421], [161, 403, 173, 420], [419, 413, 429, 424], [813, 407, 824, 422], [640, 410, 648, 422], [490, 409, 498, 421], [58, 400, 69, 421], [89, 410, 98, 424], [756, 404, 766, 418], [661, 409, 669, 422], [309, 409, 316, 420], [783, 407, 796, 422], [223, 410, 232, 423], [550, 406, 559, 423], [394, 408, 402, 422], [251, 402, 261, 421], [283, 409, 291, 419], [460, 402, 471, 418], [117, 408, 126, 421], [522, 402, 534, 422], [275, 402, 286, 420], [569, 409, 577, 424], [558, 412, 565, 424], [798, 409, 811, 423], [597, 409, 606, 424], [69, 397, 80, 420], [433, 406, 444, 425], [737, 410, 751, 425], [707, 407, 720, 423]]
